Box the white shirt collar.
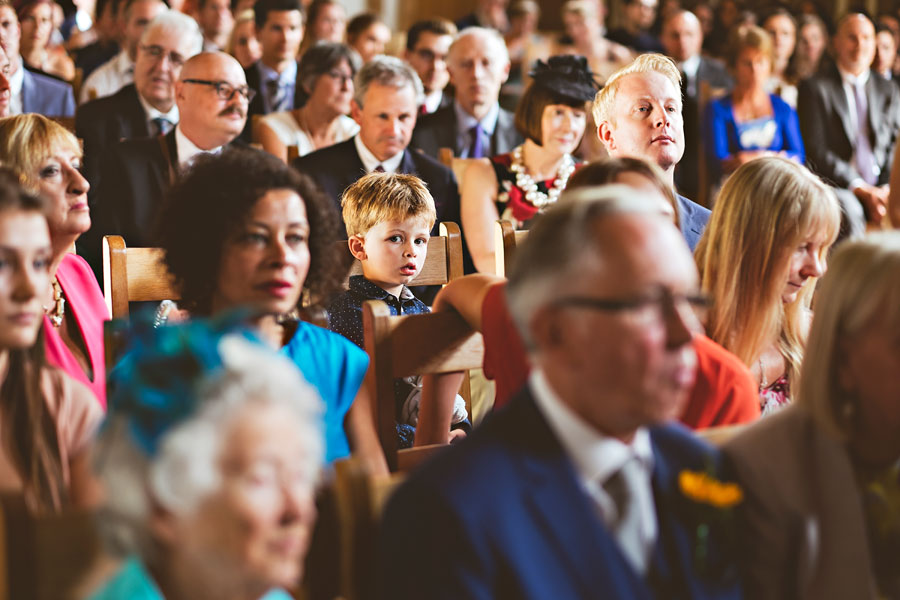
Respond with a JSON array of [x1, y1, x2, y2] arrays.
[[679, 54, 701, 80], [529, 368, 654, 486], [423, 89, 444, 113], [838, 65, 870, 88], [353, 134, 404, 173], [136, 91, 179, 124], [8, 56, 24, 115], [175, 124, 222, 167]]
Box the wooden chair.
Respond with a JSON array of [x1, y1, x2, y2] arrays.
[[50, 116, 76, 133], [696, 423, 748, 446], [70, 68, 83, 104], [102, 235, 178, 319], [286, 144, 300, 163], [0, 494, 115, 600], [363, 299, 484, 471], [332, 457, 405, 600], [493, 219, 528, 277], [340, 221, 464, 287], [438, 147, 454, 168]]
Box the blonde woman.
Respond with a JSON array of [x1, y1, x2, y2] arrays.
[[695, 156, 840, 414], [725, 232, 900, 598]]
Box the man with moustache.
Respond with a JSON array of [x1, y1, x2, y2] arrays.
[[410, 26, 522, 160], [76, 11, 203, 194], [379, 188, 742, 599], [92, 52, 250, 252]]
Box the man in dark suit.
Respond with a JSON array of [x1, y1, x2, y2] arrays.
[[404, 19, 456, 115], [595, 53, 711, 250], [0, 0, 74, 117], [91, 52, 250, 262], [410, 27, 523, 160], [380, 189, 742, 600], [798, 12, 900, 238], [241, 0, 303, 140], [662, 9, 733, 201], [294, 55, 460, 234], [76, 11, 203, 194], [608, 0, 665, 53]]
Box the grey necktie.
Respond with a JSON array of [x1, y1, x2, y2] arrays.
[[267, 79, 287, 112], [603, 457, 649, 573]]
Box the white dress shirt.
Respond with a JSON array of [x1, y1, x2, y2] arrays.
[[136, 92, 179, 134], [454, 100, 499, 158], [80, 50, 134, 104], [175, 124, 222, 168], [530, 368, 658, 573], [353, 134, 404, 173], [8, 57, 24, 115]]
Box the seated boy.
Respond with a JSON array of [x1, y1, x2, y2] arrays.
[[328, 172, 469, 446]]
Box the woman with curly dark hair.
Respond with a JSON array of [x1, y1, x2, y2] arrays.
[[157, 147, 387, 474]]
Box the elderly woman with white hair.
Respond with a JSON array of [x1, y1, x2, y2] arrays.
[[89, 319, 323, 599], [725, 231, 900, 599]]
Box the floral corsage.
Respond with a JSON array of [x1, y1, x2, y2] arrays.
[[678, 467, 743, 577]]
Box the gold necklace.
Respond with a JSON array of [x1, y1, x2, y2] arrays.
[[45, 279, 65, 328]]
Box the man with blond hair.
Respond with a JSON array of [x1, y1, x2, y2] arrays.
[[594, 53, 710, 250]]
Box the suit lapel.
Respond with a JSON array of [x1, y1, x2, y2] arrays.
[[865, 75, 886, 153], [124, 86, 151, 138], [493, 109, 519, 155], [398, 150, 417, 176], [649, 438, 692, 598], [513, 393, 653, 599], [828, 70, 856, 147]]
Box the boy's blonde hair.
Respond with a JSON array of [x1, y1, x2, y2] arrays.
[[591, 54, 682, 127], [341, 172, 437, 237]]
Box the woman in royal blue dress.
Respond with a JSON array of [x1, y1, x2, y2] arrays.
[[705, 25, 804, 184]]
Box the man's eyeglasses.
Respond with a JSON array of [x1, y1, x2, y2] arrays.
[[552, 287, 710, 325], [182, 79, 257, 103], [139, 44, 186, 68]]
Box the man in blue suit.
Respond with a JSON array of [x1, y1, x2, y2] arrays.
[[595, 53, 709, 251], [379, 188, 742, 600], [0, 0, 74, 117]]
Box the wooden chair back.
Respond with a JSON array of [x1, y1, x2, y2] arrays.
[[0, 494, 112, 600], [102, 235, 178, 319], [363, 300, 483, 471], [50, 116, 76, 133], [286, 144, 300, 163], [332, 458, 405, 600], [696, 423, 748, 446], [339, 221, 464, 287], [438, 147, 454, 168], [493, 220, 528, 277]]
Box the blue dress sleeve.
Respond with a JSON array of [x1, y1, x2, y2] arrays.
[[281, 321, 369, 463], [771, 94, 805, 164], [705, 96, 735, 163]]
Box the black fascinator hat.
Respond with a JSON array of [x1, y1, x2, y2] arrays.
[[528, 55, 600, 103]]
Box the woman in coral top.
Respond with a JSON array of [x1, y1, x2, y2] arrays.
[[0, 115, 108, 407]]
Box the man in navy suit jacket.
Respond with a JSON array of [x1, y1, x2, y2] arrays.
[[595, 53, 710, 250], [379, 189, 742, 600], [0, 1, 74, 117]]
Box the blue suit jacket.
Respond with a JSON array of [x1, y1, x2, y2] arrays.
[[22, 68, 75, 117], [677, 195, 710, 252], [379, 387, 742, 600]]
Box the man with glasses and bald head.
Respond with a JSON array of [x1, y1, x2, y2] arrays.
[[91, 52, 252, 261]]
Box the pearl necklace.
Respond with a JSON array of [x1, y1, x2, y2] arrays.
[[509, 145, 576, 209]]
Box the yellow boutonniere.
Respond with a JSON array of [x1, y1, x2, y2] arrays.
[[679, 469, 744, 508]]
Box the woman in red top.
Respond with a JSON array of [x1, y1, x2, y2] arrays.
[[0, 115, 108, 407]]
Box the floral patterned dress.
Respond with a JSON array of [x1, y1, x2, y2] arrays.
[[491, 153, 577, 228]]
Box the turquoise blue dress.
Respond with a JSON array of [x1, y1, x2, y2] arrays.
[[280, 320, 369, 463], [89, 557, 295, 599]]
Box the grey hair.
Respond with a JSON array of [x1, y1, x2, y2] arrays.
[[353, 55, 424, 108], [93, 335, 324, 560], [297, 42, 361, 105], [140, 10, 205, 57], [797, 231, 900, 440], [448, 26, 510, 67], [507, 184, 671, 350]]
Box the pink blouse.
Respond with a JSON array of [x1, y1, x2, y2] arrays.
[[44, 254, 109, 408]]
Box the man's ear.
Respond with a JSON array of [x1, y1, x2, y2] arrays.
[[598, 120, 615, 151], [348, 235, 367, 261], [174, 80, 185, 102], [529, 305, 564, 351], [350, 100, 362, 126]]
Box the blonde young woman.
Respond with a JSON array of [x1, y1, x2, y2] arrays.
[[695, 156, 840, 414]]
